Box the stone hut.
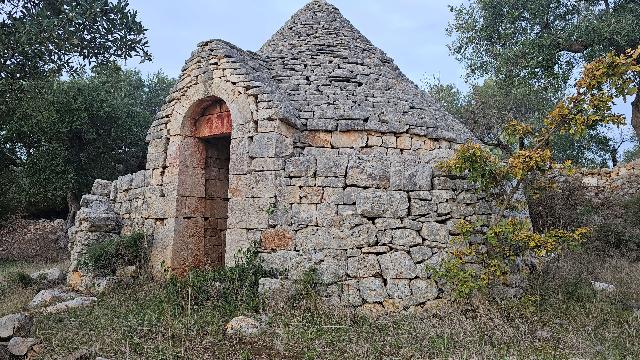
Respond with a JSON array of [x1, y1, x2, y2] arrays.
[[69, 0, 492, 307]]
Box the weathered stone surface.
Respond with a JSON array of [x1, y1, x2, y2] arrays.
[[225, 316, 262, 336], [409, 279, 439, 303], [387, 279, 411, 299], [347, 155, 390, 188], [379, 252, 417, 279], [29, 288, 78, 309], [261, 228, 294, 251], [420, 222, 450, 244], [0, 313, 32, 339], [7, 337, 40, 356], [391, 229, 422, 247], [30, 268, 64, 283], [359, 277, 386, 303], [355, 190, 408, 218], [41, 296, 97, 314], [409, 246, 433, 263], [347, 255, 380, 278]]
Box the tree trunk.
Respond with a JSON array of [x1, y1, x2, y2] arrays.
[[632, 92, 640, 140], [611, 147, 619, 167], [66, 191, 80, 230]]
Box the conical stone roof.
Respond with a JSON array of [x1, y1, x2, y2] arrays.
[[258, 0, 474, 143]]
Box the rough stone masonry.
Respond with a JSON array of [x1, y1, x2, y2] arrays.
[[68, 0, 493, 310]]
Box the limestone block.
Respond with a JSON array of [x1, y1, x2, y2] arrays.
[[359, 277, 387, 303], [261, 228, 294, 251], [410, 199, 436, 216], [316, 177, 346, 188], [346, 155, 390, 188], [378, 251, 418, 279], [355, 190, 408, 218], [341, 280, 364, 306], [387, 279, 411, 299], [322, 188, 345, 204], [409, 279, 439, 304], [331, 131, 367, 148], [367, 135, 383, 147], [91, 180, 113, 197], [146, 138, 169, 169], [285, 156, 316, 177], [299, 187, 323, 204], [291, 204, 317, 226], [397, 135, 412, 150], [251, 158, 285, 171], [315, 152, 349, 177], [229, 138, 250, 175], [390, 156, 433, 191], [420, 222, 450, 244], [225, 229, 249, 266], [317, 258, 347, 283], [303, 131, 332, 148], [249, 133, 292, 158], [410, 246, 433, 263], [347, 255, 380, 278], [391, 229, 423, 247]]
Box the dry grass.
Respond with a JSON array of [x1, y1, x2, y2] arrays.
[[0, 260, 68, 316], [16, 250, 639, 359]]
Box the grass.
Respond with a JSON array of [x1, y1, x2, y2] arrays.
[[0, 259, 68, 316], [0, 250, 635, 358], [13, 250, 637, 359]]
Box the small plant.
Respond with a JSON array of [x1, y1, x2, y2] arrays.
[[164, 246, 270, 316], [6, 270, 34, 288], [80, 232, 146, 275]]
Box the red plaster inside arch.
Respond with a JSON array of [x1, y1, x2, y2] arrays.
[[195, 100, 232, 138]]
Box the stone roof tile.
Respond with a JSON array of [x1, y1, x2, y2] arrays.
[[258, 0, 475, 143]]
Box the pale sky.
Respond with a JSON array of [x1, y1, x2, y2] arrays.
[[125, 0, 634, 153], [125, 0, 465, 87]]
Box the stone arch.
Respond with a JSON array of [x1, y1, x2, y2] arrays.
[[163, 80, 257, 273]]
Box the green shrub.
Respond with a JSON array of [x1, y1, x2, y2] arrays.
[[80, 232, 146, 275], [6, 270, 34, 288], [164, 248, 270, 316]]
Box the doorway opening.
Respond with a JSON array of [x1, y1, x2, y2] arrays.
[[195, 99, 232, 268]]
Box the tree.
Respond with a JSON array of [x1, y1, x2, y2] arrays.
[[447, 0, 640, 137], [435, 48, 639, 298], [0, 66, 175, 221], [0, 0, 150, 83], [426, 77, 614, 167]]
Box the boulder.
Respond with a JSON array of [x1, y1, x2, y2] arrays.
[[7, 337, 40, 356], [225, 316, 262, 336], [29, 288, 78, 308], [592, 281, 616, 292], [0, 313, 32, 340], [42, 296, 97, 314], [30, 267, 65, 283]]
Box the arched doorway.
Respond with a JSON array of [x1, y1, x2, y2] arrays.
[[174, 97, 232, 270], [196, 98, 231, 268]]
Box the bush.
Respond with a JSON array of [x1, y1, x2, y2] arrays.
[[6, 270, 34, 288], [80, 232, 146, 275], [164, 248, 270, 316]]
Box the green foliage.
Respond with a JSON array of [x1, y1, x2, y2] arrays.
[[0, 66, 175, 219], [445, 0, 640, 164], [430, 258, 484, 299], [5, 270, 34, 288], [435, 50, 640, 298], [164, 248, 270, 316], [0, 0, 151, 84], [80, 232, 146, 275]]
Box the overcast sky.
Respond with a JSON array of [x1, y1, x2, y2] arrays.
[[125, 0, 634, 152], [125, 0, 465, 87]]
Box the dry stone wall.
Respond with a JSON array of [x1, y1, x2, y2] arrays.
[[577, 160, 640, 202], [256, 129, 492, 310], [68, 171, 149, 273]]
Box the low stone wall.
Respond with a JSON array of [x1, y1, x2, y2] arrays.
[[67, 171, 149, 274], [578, 160, 640, 202]]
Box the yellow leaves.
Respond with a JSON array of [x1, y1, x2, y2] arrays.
[[504, 120, 534, 138], [508, 148, 552, 180]]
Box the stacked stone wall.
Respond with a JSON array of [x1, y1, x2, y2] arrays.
[[256, 129, 492, 311], [577, 160, 640, 202]]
